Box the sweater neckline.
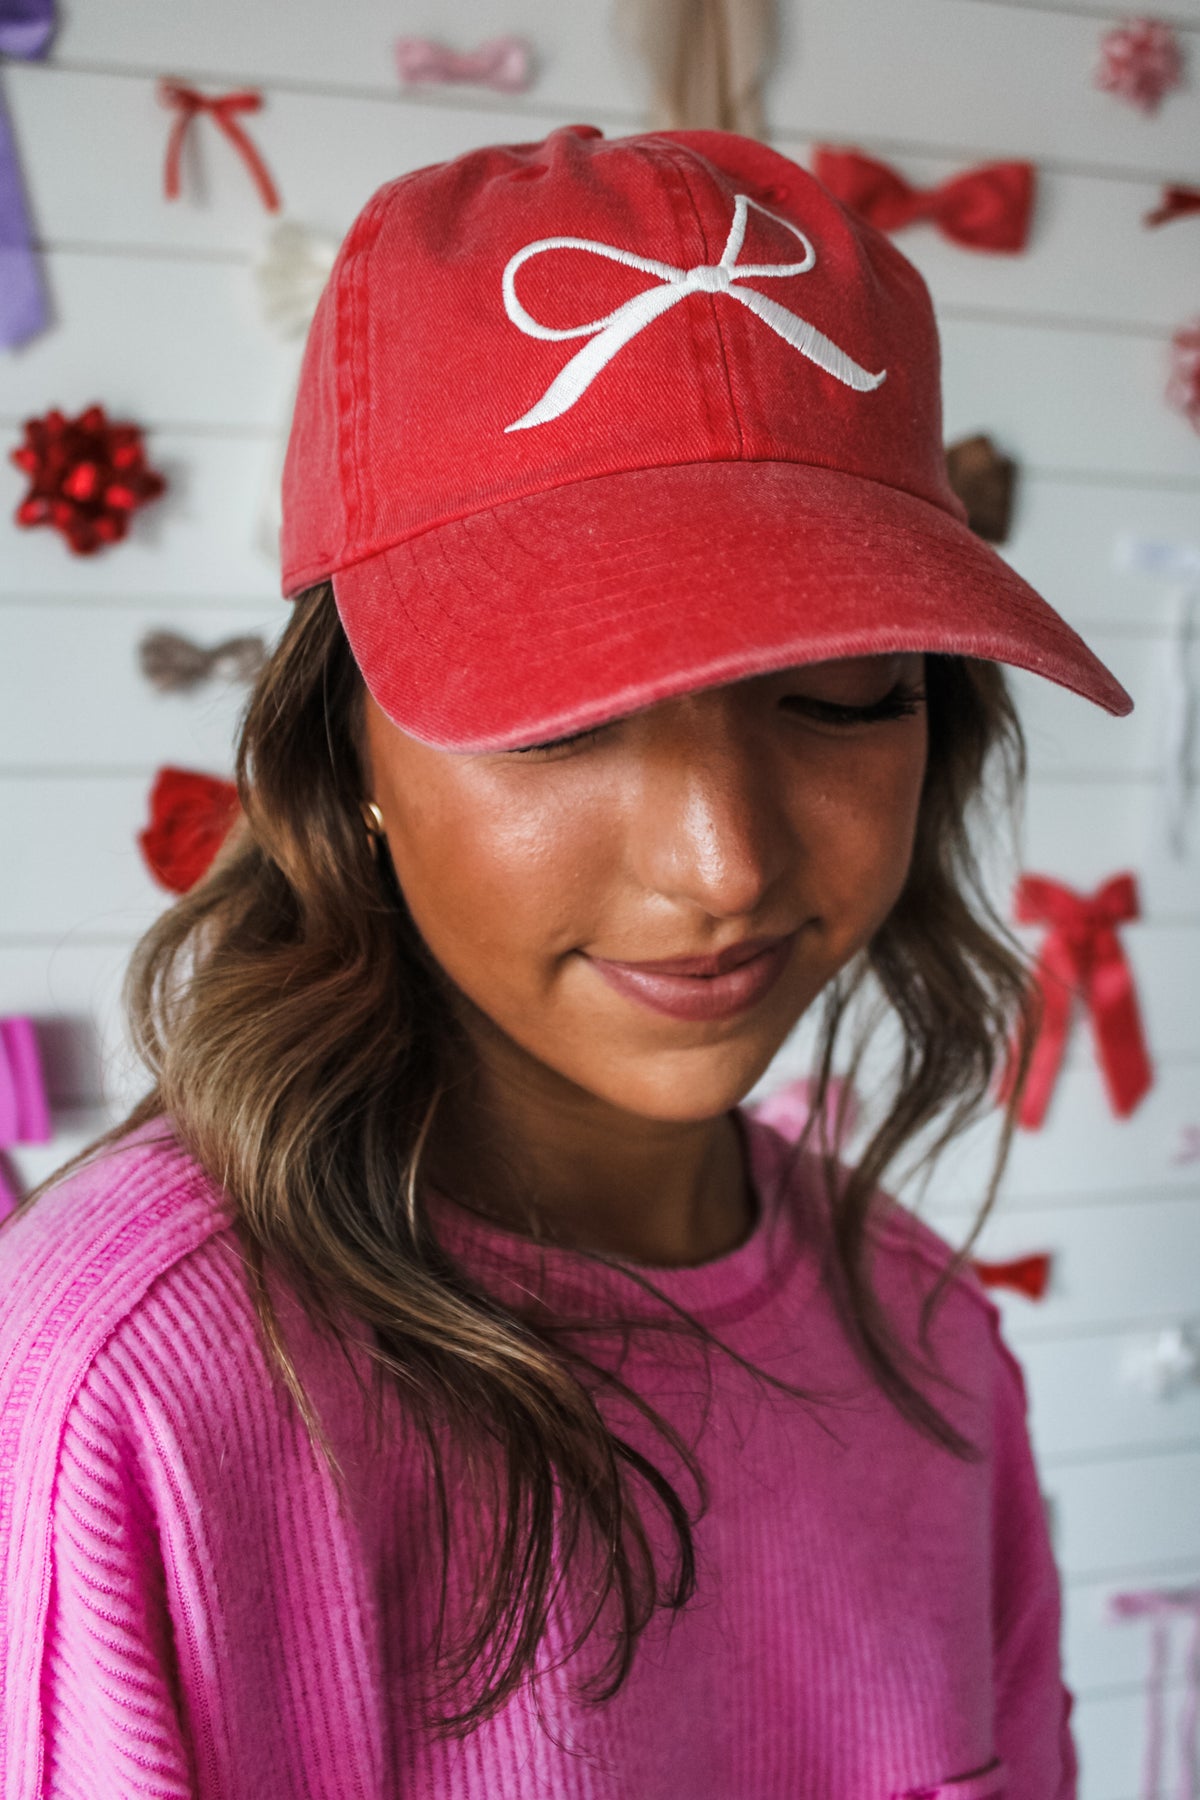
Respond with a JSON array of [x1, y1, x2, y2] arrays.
[[426, 1111, 818, 1328]]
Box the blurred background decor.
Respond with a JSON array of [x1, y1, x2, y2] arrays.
[[1, 4, 1197, 1790]]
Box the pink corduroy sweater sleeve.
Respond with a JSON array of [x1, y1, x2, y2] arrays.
[[988, 1316, 1078, 1797]]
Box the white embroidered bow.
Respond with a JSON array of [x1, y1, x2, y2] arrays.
[[502, 194, 886, 432]]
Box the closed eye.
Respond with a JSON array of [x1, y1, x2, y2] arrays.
[[782, 682, 926, 726]]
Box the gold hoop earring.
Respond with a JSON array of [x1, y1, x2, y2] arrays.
[[360, 801, 386, 856]]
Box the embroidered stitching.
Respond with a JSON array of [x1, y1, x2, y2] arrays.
[[501, 193, 887, 433]]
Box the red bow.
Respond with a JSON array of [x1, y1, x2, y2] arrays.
[[813, 146, 1035, 253], [138, 767, 240, 895], [1144, 185, 1200, 228], [159, 79, 281, 213], [971, 1253, 1052, 1301], [1013, 872, 1153, 1129]]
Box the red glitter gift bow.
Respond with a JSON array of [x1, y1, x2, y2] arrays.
[[158, 79, 281, 213], [1014, 872, 1153, 1129], [812, 145, 1035, 252]]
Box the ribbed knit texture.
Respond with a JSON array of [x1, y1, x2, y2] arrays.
[[1, 1118, 1076, 1799]]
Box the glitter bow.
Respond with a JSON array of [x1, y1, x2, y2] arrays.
[[812, 146, 1036, 253], [1095, 18, 1186, 114], [138, 629, 268, 693], [10, 404, 166, 553]]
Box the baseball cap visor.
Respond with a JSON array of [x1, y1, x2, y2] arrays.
[[330, 459, 1131, 751]]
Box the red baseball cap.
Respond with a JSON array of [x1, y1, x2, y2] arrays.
[[280, 125, 1130, 749]]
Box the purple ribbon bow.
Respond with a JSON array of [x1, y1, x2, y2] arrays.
[[0, 1016, 52, 1219], [1, 0, 55, 351]]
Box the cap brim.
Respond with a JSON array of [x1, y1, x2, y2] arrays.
[[331, 460, 1131, 750]]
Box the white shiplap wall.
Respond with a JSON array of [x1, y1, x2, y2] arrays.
[[3, 3, 1199, 1792]]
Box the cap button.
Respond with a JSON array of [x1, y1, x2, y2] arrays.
[[684, 264, 733, 294]]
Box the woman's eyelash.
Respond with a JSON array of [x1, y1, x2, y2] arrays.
[[509, 726, 603, 756], [784, 683, 926, 724]]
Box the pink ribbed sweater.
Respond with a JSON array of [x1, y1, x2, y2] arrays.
[[0, 1118, 1075, 1799]]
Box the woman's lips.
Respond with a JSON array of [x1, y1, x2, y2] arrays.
[[586, 934, 796, 1022]]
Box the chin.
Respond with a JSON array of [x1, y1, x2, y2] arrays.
[[580, 1039, 788, 1126]]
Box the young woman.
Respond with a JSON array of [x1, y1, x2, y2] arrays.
[[1, 127, 1130, 1800]]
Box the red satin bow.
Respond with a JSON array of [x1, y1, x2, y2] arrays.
[[138, 767, 240, 895], [813, 146, 1035, 253], [1144, 185, 1200, 228], [970, 1253, 1052, 1301], [158, 79, 281, 213], [1014, 872, 1153, 1129]]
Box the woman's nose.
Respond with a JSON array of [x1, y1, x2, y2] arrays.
[[627, 699, 793, 920]]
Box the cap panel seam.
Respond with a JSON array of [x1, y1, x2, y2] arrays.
[[654, 143, 748, 459]]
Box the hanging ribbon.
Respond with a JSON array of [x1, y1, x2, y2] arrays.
[[812, 145, 1035, 253], [138, 767, 240, 895], [395, 35, 534, 93], [1145, 185, 1200, 228], [1013, 872, 1153, 1129], [0, 0, 55, 350], [1107, 1586, 1200, 1800], [970, 1252, 1053, 1301], [158, 79, 281, 213], [615, 0, 775, 136], [0, 1016, 51, 1221]]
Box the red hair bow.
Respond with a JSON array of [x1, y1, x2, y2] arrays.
[[1014, 872, 1153, 1129], [138, 767, 240, 895], [813, 146, 1035, 253]]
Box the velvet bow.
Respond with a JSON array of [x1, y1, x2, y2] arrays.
[[0, 0, 55, 349], [813, 145, 1035, 253], [138, 767, 240, 894], [1014, 872, 1153, 1129], [970, 1253, 1052, 1301]]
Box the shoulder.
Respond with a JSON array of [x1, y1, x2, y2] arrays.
[[746, 1113, 1017, 1392], [0, 1123, 241, 1452]]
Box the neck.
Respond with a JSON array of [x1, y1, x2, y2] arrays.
[[426, 1028, 754, 1267]]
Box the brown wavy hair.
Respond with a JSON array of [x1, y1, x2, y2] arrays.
[[31, 582, 1036, 1728]]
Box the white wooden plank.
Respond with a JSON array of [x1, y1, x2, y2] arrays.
[[1, 774, 173, 939], [8, 66, 1199, 335], [1050, 1447, 1200, 1578], [1010, 633, 1198, 781], [1064, 1567, 1200, 1699], [3, 251, 296, 430], [1020, 778, 1200, 921], [0, 602, 280, 771], [768, 0, 1200, 177], [997, 476, 1200, 631], [52, 0, 645, 121], [7, 67, 573, 256], [1073, 1686, 1166, 1800], [940, 316, 1200, 484], [0, 432, 282, 598], [931, 1193, 1200, 1335], [1016, 1332, 1200, 1464]]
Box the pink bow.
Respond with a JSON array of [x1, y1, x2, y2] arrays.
[[1107, 1586, 1200, 1800], [395, 35, 534, 93], [0, 1017, 52, 1221]]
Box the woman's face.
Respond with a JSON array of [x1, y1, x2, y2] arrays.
[[362, 654, 928, 1125]]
